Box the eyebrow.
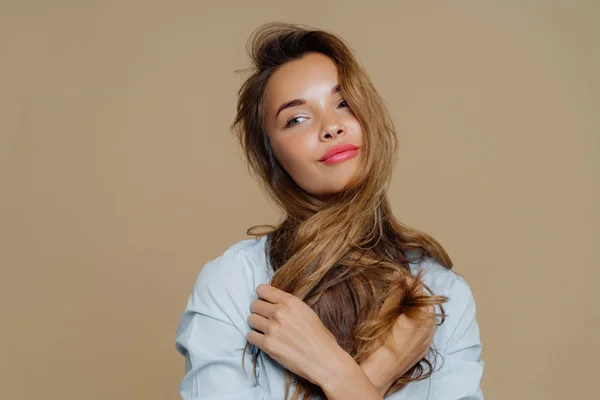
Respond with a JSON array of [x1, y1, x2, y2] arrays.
[[275, 84, 341, 119]]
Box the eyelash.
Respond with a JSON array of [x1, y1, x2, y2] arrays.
[[284, 100, 349, 128]]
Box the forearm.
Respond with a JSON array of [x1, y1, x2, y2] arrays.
[[317, 349, 384, 400], [358, 352, 397, 396]]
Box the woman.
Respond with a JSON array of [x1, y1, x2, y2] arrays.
[[175, 22, 484, 400]]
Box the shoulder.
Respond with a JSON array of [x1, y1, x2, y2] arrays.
[[190, 236, 271, 300], [407, 254, 479, 350], [178, 236, 271, 338]]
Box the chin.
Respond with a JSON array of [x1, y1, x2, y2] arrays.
[[315, 182, 351, 198], [302, 166, 361, 198]]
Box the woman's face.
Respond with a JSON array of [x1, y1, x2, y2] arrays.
[[264, 52, 364, 199]]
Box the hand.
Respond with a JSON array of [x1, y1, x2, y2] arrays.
[[246, 284, 346, 387], [360, 290, 437, 395]]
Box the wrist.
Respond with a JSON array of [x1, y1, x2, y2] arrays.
[[359, 351, 397, 395], [314, 346, 356, 389], [361, 342, 417, 397], [319, 350, 383, 400]]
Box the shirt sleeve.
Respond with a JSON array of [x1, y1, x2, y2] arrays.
[[175, 248, 263, 400], [427, 275, 485, 400]]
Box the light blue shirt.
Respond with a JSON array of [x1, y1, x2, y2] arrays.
[[175, 235, 484, 399]]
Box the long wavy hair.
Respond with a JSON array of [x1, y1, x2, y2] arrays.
[[231, 22, 452, 399]]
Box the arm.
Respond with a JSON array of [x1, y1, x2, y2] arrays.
[[356, 274, 484, 400], [358, 348, 400, 396], [358, 297, 438, 396], [175, 249, 262, 399], [427, 276, 484, 399], [317, 348, 384, 400], [246, 283, 384, 400]]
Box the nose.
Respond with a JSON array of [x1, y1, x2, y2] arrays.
[[319, 118, 345, 141]]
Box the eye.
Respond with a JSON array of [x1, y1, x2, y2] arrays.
[[338, 99, 348, 108], [284, 116, 307, 128]]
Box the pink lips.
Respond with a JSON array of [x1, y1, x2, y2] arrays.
[[319, 143, 360, 165]]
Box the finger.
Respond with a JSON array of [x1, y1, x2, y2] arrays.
[[247, 328, 266, 349], [394, 313, 415, 330], [422, 304, 435, 316], [250, 299, 276, 319], [247, 312, 269, 334], [419, 305, 437, 327], [256, 284, 289, 304]]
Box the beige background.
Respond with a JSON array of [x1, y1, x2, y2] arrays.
[[1, 1, 598, 399]]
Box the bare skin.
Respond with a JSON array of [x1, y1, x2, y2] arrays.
[[247, 283, 384, 399], [263, 52, 364, 199], [360, 301, 437, 395], [256, 52, 437, 398], [247, 284, 436, 399]]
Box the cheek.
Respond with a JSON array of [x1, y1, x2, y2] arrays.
[[270, 134, 315, 173], [345, 116, 364, 143]]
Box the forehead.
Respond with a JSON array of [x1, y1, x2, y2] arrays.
[[264, 53, 339, 110]]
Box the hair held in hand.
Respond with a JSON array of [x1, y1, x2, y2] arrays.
[[231, 22, 451, 400]]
